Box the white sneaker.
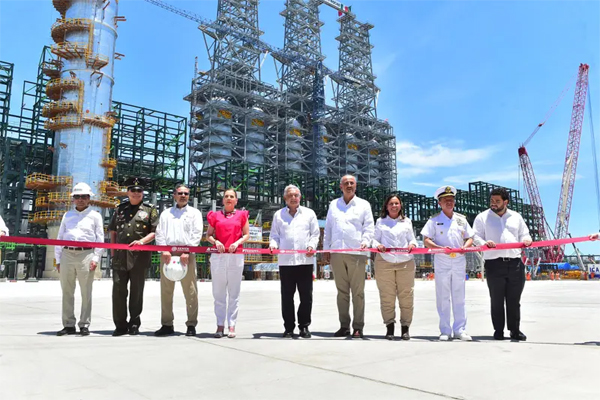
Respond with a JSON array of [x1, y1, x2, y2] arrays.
[[457, 332, 472, 341], [439, 334, 450, 341]]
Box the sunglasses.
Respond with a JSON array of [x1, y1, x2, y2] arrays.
[[73, 195, 89, 200], [176, 192, 190, 196], [129, 188, 143, 193]]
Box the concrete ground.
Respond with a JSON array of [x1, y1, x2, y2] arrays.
[[0, 279, 598, 400]]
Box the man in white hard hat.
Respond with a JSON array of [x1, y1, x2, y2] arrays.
[[55, 183, 105, 336], [420, 186, 474, 341], [154, 183, 203, 337]]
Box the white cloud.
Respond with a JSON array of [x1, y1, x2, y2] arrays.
[[396, 141, 496, 169], [396, 166, 431, 178]]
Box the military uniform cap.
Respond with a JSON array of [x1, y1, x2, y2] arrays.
[[435, 185, 457, 200], [123, 176, 148, 190]]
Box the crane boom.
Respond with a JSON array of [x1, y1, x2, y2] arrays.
[[518, 146, 551, 243], [553, 63, 589, 260]]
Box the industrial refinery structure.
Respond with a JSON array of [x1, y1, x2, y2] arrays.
[[0, 0, 541, 278]]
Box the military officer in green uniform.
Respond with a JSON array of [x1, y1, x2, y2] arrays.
[[108, 177, 159, 336]]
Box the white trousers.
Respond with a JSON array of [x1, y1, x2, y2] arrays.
[[434, 254, 467, 336], [210, 253, 244, 327]]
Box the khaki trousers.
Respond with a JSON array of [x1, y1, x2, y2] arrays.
[[160, 255, 198, 327], [374, 255, 415, 327], [331, 253, 367, 330], [60, 249, 95, 328]]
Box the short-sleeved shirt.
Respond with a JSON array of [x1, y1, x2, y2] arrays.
[[207, 209, 249, 249], [420, 212, 474, 253], [108, 201, 159, 270]]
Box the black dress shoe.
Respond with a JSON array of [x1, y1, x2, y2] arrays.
[[57, 327, 76, 336], [80, 327, 90, 336], [282, 331, 293, 338], [352, 329, 364, 338], [494, 331, 505, 340], [186, 326, 196, 336], [154, 325, 175, 336], [333, 327, 351, 337], [112, 328, 128, 337], [299, 327, 311, 338], [128, 326, 140, 335], [385, 323, 394, 340], [510, 331, 527, 341], [401, 325, 410, 341]]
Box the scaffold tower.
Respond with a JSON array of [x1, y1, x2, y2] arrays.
[[332, 13, 396, 190]]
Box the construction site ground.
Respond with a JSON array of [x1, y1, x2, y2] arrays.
[[1, 279, 598, 400]]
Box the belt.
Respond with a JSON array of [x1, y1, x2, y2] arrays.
[[489, 257, 520, 262], [65, 246, 87, 251]]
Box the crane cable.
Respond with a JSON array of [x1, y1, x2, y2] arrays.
[[522, 71, 578, 147], [587, 88, 600, 231]]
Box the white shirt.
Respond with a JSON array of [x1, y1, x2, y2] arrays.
[[0, 215, 8, 235], [420, 212, 474, 257], [269, 206, 320, 266], [155, 204, 203, 247], [372, 216, 418, 263], [473, 208, 532, 260], [55, 207, 105, 264], [323, 196, 374, 255]]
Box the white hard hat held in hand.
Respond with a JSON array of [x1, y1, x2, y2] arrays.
[[163, 256, 187, 282], [71, 182, 94, 197]]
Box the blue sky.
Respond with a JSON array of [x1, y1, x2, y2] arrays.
[[1, 0, 599, 253]]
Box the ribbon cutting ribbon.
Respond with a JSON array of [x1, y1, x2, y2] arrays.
[[0, 236, 594, 255]]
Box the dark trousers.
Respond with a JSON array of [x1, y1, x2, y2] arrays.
[[485, 258, 526, 333], [280, 264, 313, 332], [112, 266, 146, 330]]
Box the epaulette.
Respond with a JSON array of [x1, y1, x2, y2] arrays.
[[142, 202, 154, 208], [455, 212, 466, 219]]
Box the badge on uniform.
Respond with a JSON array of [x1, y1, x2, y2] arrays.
[[138, 210, 148, 220], [449, 253, 457, 258], [436, 222, 444, 225]]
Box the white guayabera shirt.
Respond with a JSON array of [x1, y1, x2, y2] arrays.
[[323, 196, 374, 255]]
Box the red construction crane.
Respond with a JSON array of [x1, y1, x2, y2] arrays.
[[518, 63, 590, 262]]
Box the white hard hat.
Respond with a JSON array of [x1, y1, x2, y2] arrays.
[[71, 182, 94, 197], [162, 256, 188, 282]]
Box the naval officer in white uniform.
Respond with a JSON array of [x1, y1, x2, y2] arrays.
[[420, 186, 474, 341]]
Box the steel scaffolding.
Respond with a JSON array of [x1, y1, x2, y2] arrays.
[[0, 61, 13, 139]]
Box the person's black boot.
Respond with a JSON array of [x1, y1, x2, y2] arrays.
[[401, 325, 410, 340], [385, 323, 394, 340]]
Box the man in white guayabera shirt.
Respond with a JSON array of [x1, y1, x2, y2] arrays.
[[55, 182, 105, 337], [269, 184, 320, 339], [473, 187, 532, 342], [323, 175, 374, 339], [154, 183, 203, 337]]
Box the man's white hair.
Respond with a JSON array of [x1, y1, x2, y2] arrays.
[[283, 184, 301, 197], [340, 174, 357, 185]]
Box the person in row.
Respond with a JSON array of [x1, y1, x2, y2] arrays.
[[55, 183, 105, 336], [269, 184, 320, 338], [154, 183, 203, 337], [323, 175, 374, 338], [473, 187, 532, 341], [108, 177, 159, 336], [372, 194, 417, 340], [206, 188, 250, 338], [0, 213, 8, 237], [421, 186, 474, 341]]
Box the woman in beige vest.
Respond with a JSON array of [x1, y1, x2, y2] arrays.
[[373, 194, 417, 340]]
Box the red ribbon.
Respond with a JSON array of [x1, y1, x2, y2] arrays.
[[0, 235, 594, 255]]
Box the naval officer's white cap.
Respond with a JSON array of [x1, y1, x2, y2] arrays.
[[435, 185, 457, 200]]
